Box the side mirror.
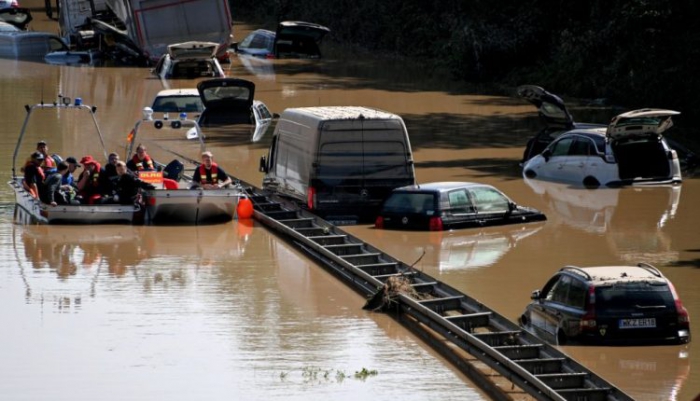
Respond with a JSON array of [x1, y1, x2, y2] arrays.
[[508, 201, 517, 211], [530, 290, 541, 300], [542, 149, 551, 162], [259, 155, 268, 173], [230, 42, 239, 52]]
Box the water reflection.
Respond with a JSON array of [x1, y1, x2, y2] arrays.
[[346, 223, 543, 272], [524, 179, 681, 265], [564, 345, 690, 401], [235, 54, 276, 81], [14, 221, 255, 308]]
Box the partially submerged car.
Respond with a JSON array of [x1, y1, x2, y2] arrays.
[[519, 264, 691, 345], [0, 6, 31, 30], [235, 21, 330, 59], [522, 109, 683, 187], [150, 88, 204, 114], [374, 182, 546, 231], [518, 85, 698, 171], [151, 41, 225, 80], [196, 78, 273, 142], [0, 31, 67, 59]]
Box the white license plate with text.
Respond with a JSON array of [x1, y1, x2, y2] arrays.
[[619, 318, 656, 329]]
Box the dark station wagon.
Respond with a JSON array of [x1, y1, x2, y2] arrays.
[[374, 182, 546, 231], [519, 264, 691, 346]]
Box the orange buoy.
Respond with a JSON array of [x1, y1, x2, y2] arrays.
[[237, 197, 254, 219]]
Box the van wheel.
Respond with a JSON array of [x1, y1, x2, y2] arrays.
[[556, 329, 568, 345], [583, 176, 600, 188]]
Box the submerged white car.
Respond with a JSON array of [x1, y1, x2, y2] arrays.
[[522, 109, 683, 187]]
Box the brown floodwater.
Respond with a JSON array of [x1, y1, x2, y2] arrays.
[[1, 7, 699, 401]]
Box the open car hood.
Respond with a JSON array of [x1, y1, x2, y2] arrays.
[[517, 85, 574, 130], [606, 109, 680, 140], [276, 21, 330, 44], [197, 78, 255, 110], [167, 41, 218, 59], [0, 7, 32, 30]]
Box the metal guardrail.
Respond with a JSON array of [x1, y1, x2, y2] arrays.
[[243, 186, 634, 401]]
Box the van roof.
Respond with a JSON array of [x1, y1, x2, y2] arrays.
[[281, 106, 400, 122]]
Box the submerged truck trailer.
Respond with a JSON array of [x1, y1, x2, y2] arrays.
[[59, 0, 232, 64]]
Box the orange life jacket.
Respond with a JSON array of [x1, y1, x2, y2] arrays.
[[198, 163, 219, 185]]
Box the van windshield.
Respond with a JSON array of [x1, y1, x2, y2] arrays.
[[317, 129, 411, 183]]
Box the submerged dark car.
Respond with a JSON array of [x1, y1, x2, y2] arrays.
[[374, 182, 546, 231], [519, 264, 691, 346], [235, 21, 330, 59]]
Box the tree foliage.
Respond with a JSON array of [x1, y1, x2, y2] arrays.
[[232, 0, 700, 119]]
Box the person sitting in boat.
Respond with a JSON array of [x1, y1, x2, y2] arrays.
[[23, 151, 45, 199], [114, 161, 156, 205], [127, 144, 155, 172], [36, 140, 57, 174], [62, 156, 81, 186], [41, 162, 79, 206], [76, 155, 103, 204], [99, 152, 121, 196], [191, 151, 232, 190]]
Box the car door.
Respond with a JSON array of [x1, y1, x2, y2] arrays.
[[561, 135, 598, 183], [531, 274, 572, 341], [468, 186, 510, 225], [445, 189, 475, 227], [534, 136, 574, 181]]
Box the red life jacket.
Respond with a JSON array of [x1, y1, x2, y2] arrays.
[[42, 155, 56, 169], [198, 163, 219, 185], [131, 153, 154, 171]]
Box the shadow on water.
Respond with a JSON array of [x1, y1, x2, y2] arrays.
[[670, 249, 700, 268], [402, 113, 534, 150], [415, 158, 522, 180]]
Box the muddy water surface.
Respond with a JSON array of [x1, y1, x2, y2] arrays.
[[1, 8, 699, 401]]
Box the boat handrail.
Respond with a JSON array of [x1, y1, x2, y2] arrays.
[[12, 98, 106, 178], [125, 111, 206, 162]]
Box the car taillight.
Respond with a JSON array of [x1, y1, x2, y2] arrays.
[[429, 216, 443, 231], [669, 282, 690, 328], [580, 286, 597, 331], [374, 216, 384, 229], [307, 187, 315, 209]]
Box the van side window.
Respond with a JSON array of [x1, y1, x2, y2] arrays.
[[268, 135, 278, 173]]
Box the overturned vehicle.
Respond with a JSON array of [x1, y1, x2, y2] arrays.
[[57, 0, 232, 65]]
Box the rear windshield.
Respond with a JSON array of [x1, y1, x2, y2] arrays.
[[152, 96, 204, 113], [595, 282, 674, 313], [317, 128, 411, 180], [382, 193, 435, 214]]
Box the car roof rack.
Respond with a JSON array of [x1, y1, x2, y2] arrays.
[[560, 265, 592, 281], [637, 262, 663, 278]]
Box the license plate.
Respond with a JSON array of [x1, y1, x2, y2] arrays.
[[619, 318, 656, 329]]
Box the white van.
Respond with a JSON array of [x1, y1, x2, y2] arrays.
[[259, 106, 416, 223]]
